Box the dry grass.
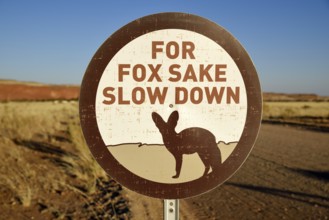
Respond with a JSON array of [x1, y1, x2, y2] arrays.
[[0, 101, 107, 212], [0, 137, 34, 207], [0, 101, 64, 140], [263, 101, 329, 118], [66, 116, 107, 193], [0, 102, 67, 207], [262, 101, 329, 129], [0, 79, 44, 86]]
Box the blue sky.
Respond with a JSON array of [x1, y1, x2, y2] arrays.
[[0, 1, 328, 95]]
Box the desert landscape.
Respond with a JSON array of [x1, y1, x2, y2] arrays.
[[0, 80, 328, 219]]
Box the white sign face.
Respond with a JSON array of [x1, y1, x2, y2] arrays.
[[95, 29, 247, 184], [80, 13, 262, 199]]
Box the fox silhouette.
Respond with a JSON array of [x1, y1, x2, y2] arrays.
[[152, 111, 221, 179]]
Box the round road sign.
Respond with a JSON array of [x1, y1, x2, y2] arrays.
[[79, 12, 262, 199]]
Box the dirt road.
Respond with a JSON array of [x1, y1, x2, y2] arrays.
[[127, 124, 329, 219]]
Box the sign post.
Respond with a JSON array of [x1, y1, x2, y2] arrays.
[[80, 12, 261, 217], [164, 199, 179, 220]]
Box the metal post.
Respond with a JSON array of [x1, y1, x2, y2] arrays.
[[164, 199, 179, 220]]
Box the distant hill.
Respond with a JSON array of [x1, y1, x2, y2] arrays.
[[0, 80, 79, 101], [0, 79, 327, 102], [263, 92, 329, 102]]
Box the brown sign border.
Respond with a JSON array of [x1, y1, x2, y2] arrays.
[[79, 12, 262, 199]]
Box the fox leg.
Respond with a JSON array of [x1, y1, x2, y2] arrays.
[[199, 154, 211, 176], [172, 154, 182, 178], [203, 165, 210, 176]]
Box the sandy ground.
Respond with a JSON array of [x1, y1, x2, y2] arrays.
[[126, 123, 329, 219]]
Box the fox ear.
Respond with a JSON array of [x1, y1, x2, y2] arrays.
[[168, 111, 179, 129], [152, 112, 165, 129]]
